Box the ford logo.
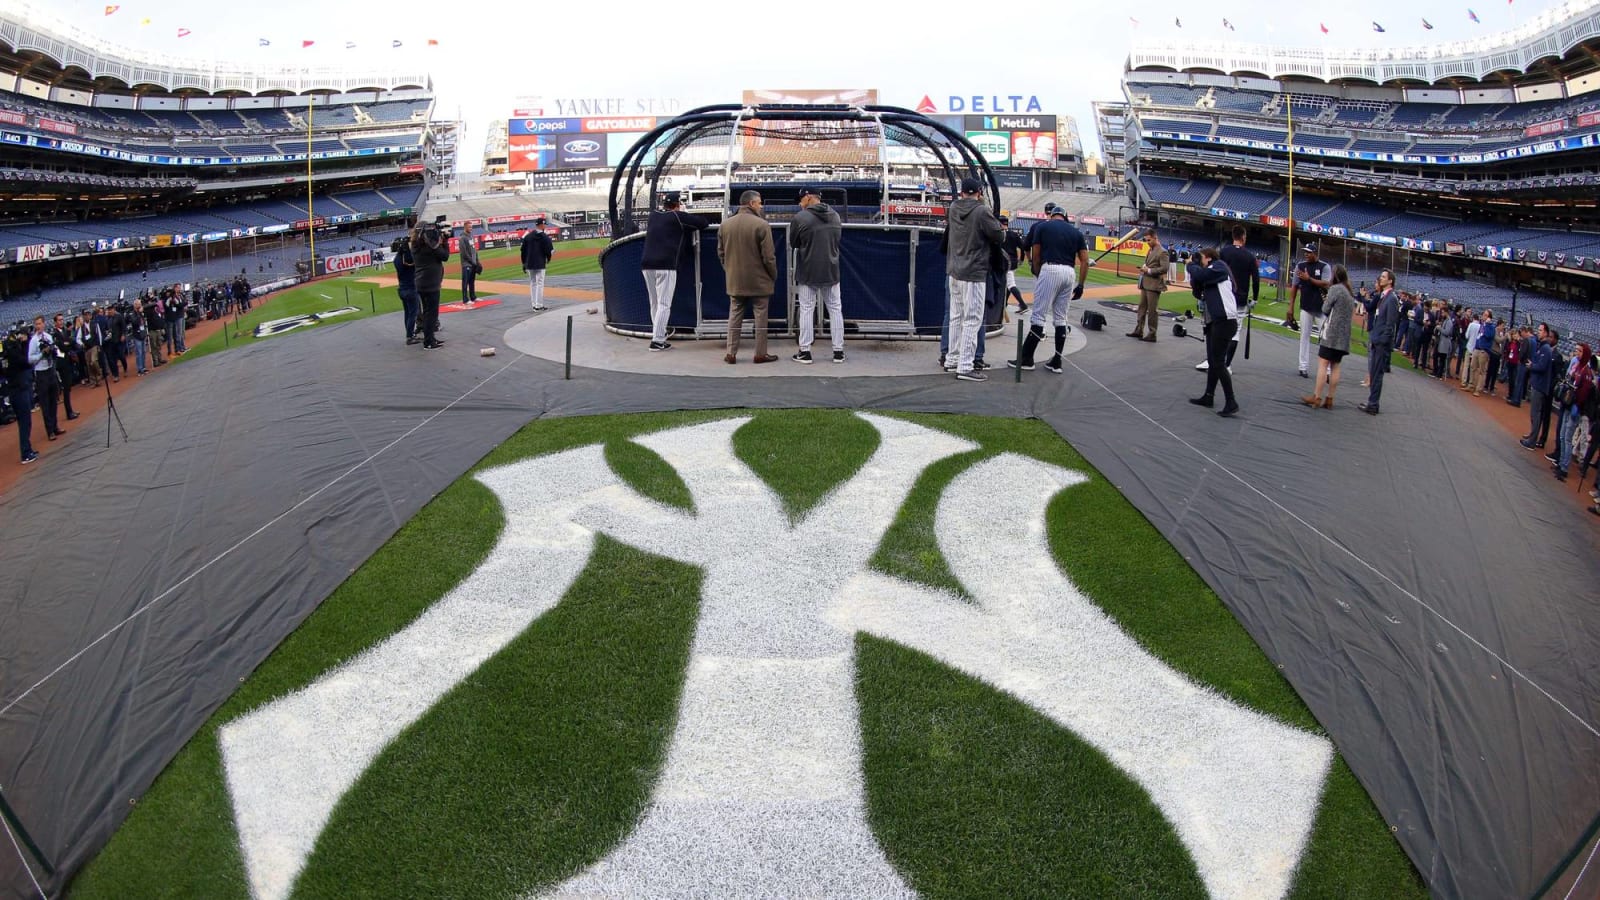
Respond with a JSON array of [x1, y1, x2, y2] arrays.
[[565, 140, 600, 154]]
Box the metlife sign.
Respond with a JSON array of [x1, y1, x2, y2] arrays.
[[964, 115, 1057, 134]]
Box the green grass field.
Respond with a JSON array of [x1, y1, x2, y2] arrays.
[[72, 410, 1425, 900], [477, 237, 607, 282], [174, 277, 462, 363]]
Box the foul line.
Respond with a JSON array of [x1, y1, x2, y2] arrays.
[[1066, 357, 1600, 742], [0, 801, 46, 900], [0, 354, 528, 722]]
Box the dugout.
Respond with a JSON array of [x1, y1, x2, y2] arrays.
[[600, 104, 1008, 341]]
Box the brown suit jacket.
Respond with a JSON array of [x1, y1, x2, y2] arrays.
[[1141, 247, 1170, 292], [718, 208, 776, 297]]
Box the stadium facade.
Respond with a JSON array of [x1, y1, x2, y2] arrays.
[[0, 2, 446, 308], [1101, 0, 1600, 325]]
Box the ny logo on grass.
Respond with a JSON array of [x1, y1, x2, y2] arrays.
[[221, 414, 1332, 900]]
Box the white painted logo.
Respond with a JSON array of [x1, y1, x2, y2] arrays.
[[220, 414, 1331, 900], [564, 139, 600, 154]]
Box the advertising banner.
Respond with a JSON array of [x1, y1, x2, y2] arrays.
[[1080, 215, 1107, 226], [399, 163, 425, 174], [964, 114, 1058, 134], [557, 133, 607, 168], [1445, 242, 1466, 255], [324, 249, 373, 274], [0, 109, 24, 126], [1579, 111, 1600, 128], [580, 117, 656, 133], [510, 117, 583, 136], [992, 169, 1033, 189], [508, 135, 558, 172], [37, 117, 77, 136], [883, 203, 947, 216], [1524, 119, 1567, 138], [15, 243, 50, 263], [1260, 215, 1288, 227], [148, 234, 173, 248], [965, 131, 1011, 166], [1010, 131, 1056, 167], [1014, 210, 1047, 220], [1096, 235, 1150, 255]]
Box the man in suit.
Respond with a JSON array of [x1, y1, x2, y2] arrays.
[[1128, 228, 1167, 342], [1359, 268, 1400, 415], [717, 190, 778, 364]]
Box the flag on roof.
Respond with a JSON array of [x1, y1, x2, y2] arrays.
[[426, 39, 439, 46], [344, 41, 356, 49], [1223, 18, 1235, 31], [1372, 21, 1386, 32], [176, 28, 190, 38], [258, 38, 270, 47], [1468, 8, 1480, 22], [139, 17, 150, 25], [103, 5, 119, 15], [1319, 22, 1329, 33], [1128, 17, 1140, 27], [1174, 17, 1182, 27], [301, 39, 315, 48], [1422, 17, 1435, 28], [391, 39, 402, 48]]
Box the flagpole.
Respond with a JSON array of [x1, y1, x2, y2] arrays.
[[307, 99, 316, 270], [1285, 96, 1296, 325]]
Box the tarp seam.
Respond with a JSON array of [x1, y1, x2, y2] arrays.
[[0, 352, 530, 724], [1064, 356, 1600, 742], [0, 798, 45, 900]]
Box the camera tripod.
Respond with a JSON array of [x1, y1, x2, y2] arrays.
[[101, 356, 127, 449]]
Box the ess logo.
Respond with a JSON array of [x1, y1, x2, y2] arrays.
[[564, 139, 600, 154], [221, 415, 1331, 900]]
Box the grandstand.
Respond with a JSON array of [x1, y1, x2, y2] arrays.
[[1106, 0, 1600, 348], [0, 4, 442, 315]]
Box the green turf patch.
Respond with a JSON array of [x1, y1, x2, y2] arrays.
[[174, 278, 461, 363], [857, 634, 1207, 899], [295, 535, 701, 899], [477, 239, 607, 282], [74, 409, 1425, 899]]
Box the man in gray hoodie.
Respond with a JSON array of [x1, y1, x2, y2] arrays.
[[459, 222, 480, 306], [945, 176, 1006, 382], [789, 187, 844, 364]]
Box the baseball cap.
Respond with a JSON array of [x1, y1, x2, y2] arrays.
[[1043, 201, 1058, 213], [796, 186, 820, 199], [1302, 242, 1318, 252], [959, 176, 983, 195], [662, 190, 682, 204]]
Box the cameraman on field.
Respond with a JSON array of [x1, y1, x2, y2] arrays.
[[3, 322, 37, 463], [28, 316, 66, 443], [392, 228, 421, 345], [411, 217, 451, 350], [50, 314, 80, 420]]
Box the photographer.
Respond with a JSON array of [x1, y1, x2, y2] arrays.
[[50, 314, 80, 420], [142, 294, 166, 367], [127, 301, 149, 376], [165, 289, 187, 356], [74, 312, 101, 387], [392, 231, 420, 345], [3, 323, 37, 463], [27, 316, 66, 442], [92, 304, 122, 383], [410, 218, 451, 350]]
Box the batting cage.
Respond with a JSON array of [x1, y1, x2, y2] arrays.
[[600, 104, 1006, 340]]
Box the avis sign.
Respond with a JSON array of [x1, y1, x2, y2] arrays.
[[220, 415, 1332, 900]]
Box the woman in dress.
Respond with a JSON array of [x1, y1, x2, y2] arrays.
[[1304, 264, 1356, 409]]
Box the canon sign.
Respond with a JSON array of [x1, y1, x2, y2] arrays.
[[324, 249, 372, 274]]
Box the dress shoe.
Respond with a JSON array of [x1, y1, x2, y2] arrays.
[[67, 412, 80, 420], [724, 354, 737, 364], [1188, 396, 1214, 408], [1358, 403, 1379, 415], [1125, 331, 1143, 339], [1217, 403, 1240, 418], [754, 354, 779, 364]]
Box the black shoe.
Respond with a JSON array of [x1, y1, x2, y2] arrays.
[[832, 350, 845, 364], [652, 342, 675, 353], [67, 412, 79, 420], [406, 337, 421, 345], [20, 451, 37, 464], [424, 340, 444, 349], [1044, 356, 1063, 374], [1555, 469, 1569, 482], [973, 359, 991, 371], [1189, 396, 1214, 408], [1545, 452, 1559, 463], [1359, 403, 1379, 415], [792, 350, 813, 364], [1298, 370, 1309, 378], [1016, 302, 1029, 313], [937, 355, 946, 370], [1006, 359, 1035, 371], [1521, 439, 1537, 450], [1217, 403, 1240, 418], [955, 371, 988, 382]]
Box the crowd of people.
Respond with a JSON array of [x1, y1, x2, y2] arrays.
[[1, 285, 201, 464]]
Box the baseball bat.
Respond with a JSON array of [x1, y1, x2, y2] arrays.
[[1093, 225, 1147, 263]]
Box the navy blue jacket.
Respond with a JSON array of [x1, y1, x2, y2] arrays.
[[520, 229, 555, 271], [1368, 288, 1400, 346], [1529, 342, 1555, 394], [393, 243, 416, 292], [640, 209, 709, 271], [1187, 259, 1238, 323]]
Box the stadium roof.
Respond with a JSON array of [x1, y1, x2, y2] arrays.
[[1128, 0, 1600, 85], [0, 0, 430, 95]]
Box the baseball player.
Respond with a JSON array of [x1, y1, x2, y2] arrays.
[[1009, 207, 1088, 373]]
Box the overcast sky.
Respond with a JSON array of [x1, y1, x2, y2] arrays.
[[44, 0, 1572, 171]]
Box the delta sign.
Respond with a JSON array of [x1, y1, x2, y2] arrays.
[[915, 93, 1046, 114]]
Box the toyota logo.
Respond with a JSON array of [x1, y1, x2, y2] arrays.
[[565, 140, 600, 154]]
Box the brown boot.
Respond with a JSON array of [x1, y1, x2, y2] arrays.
[[1301, 395, 1320, 407], [1322, 397, 1334, 409], [1125, 330, 1143, 338]]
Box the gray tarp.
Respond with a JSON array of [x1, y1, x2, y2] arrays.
[[1, 294, 1596, 899]]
